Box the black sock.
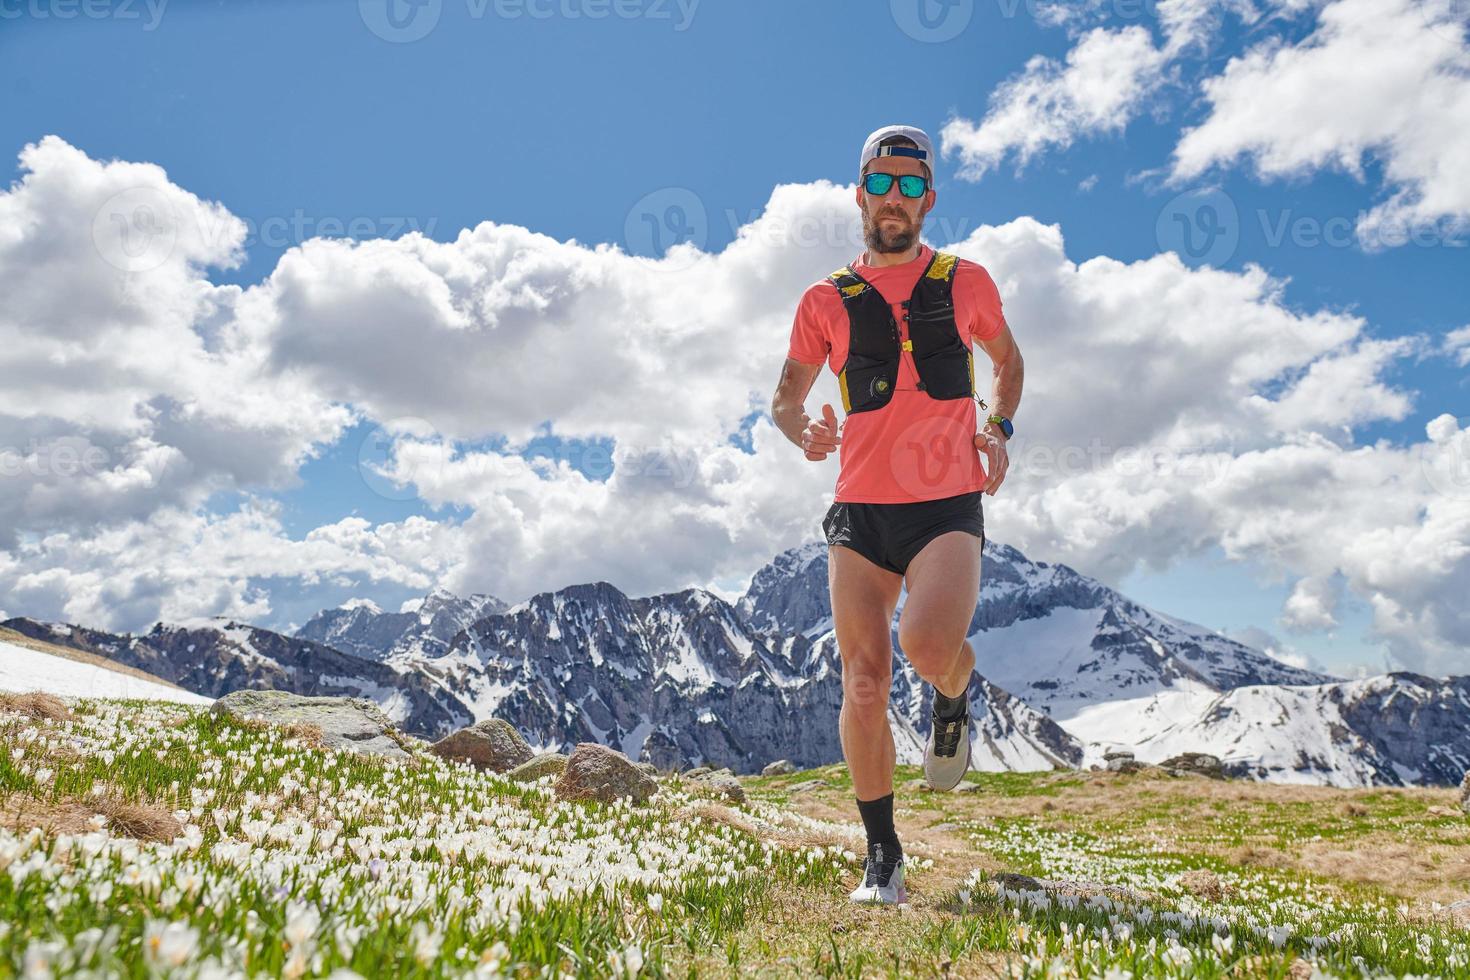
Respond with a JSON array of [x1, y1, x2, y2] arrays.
[[933, 682, 970, 721], [855, 793, 901, 856]]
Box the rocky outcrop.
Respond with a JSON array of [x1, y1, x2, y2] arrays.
[[212, 690, 408, 758], [762, 759, 796, 776], [1160, 752, 1225, 779]]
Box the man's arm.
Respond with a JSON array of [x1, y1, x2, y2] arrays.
[[772, 357, 839, 461], [973, 322, 1024, 494]]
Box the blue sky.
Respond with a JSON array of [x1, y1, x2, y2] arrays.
[[1, 0, 1466, 675]]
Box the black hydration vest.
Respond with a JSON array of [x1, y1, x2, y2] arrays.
[[828, 250, 975, 415]]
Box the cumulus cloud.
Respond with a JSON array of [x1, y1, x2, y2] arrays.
[[0, 137, 1466, 675], [0, 136, 353, 550], [1171, 0, 1470, 244], [944, 0, 1470, 248]]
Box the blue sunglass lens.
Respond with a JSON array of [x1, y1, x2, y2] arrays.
[[864, 173, 928, 197]]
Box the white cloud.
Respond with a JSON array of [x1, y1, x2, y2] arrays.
[[1445, 325, 1470, 366], [0, 138, 1466, 674], [0, 136, 353, 550], [1172, 0, 1470, 244], [943, 26, 1170, 181]]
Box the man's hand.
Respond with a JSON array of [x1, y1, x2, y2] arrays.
[[974, 423, 1009, 495], [801, 403, 843, 461]]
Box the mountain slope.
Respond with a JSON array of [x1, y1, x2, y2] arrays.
[[296, 588, 507, 662], [0, 616, 471, 738]]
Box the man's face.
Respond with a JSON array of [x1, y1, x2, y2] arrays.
[[857, 154, 934, 254]]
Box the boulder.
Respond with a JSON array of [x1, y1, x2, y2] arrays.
[[554, 742, 658, 804], [955, 781, 984, 793], [762, 759, 796, 776], [1102, 749, 1135, 762], [787, 779, 827, 794], [684, 766, 713, 779], [212, 690, 407, 758], [635, 761, 659, 776], [504, 753, 569, 782], [1160, 752, 1224, 780], [698, 771, 746, 803], [902, 777, 932, 792], [430, 719, 534, 773], [1107, 757, 1151, 774], [992, 872, 1154, 904]]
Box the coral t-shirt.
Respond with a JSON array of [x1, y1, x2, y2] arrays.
[[787, 244, 1007, 504]]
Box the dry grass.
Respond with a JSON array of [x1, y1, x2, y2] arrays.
[[0, 691, 72, 722], [0, 791, 181, 842]]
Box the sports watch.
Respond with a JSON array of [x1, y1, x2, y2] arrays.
[[986, 414, 1014, 440]]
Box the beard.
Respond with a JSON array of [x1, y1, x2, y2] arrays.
[[862, 202, 923, 253]]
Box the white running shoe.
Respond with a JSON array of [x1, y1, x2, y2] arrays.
[[923, 699, 972, 791], [848, 841, 907, 905]]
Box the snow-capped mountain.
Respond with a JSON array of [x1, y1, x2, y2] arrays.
[[6, 537, 1466, 786], [295, 588, 507, 662], [0, 615, 472, 736]]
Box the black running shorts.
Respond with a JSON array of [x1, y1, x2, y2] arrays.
[[822, 489, 985, 576]]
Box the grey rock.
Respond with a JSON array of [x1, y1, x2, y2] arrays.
[[212, 690, 407, 758], [505, 753, 569, 782], [1159, 752, 1224, 779], [787, 779, 827, 793], [431, 718, 534, 773], [762, 759, 796, 776], [955, 781, 984, 793], [635, 761, 659, 775], [993, 872, 1153, 904], [1102, 749, 1135, 762], [554, 742, 658, 804], [699, 771, 746, 803], [902, 778, 932, 792], [684, 766, 713, 779], [1107, 758, 1152, 773]]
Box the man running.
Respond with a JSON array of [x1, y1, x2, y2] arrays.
[[771, 124, 1024, 905]]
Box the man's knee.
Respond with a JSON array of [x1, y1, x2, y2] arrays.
[[840, 654, 892, 716], [898, 623, 962, 679]]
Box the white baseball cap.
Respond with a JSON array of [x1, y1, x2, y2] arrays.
[[859, 124, 935, 180]]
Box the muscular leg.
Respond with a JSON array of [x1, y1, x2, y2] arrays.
[[897, 531, 983, 699], [827, 544, 904, 802]]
